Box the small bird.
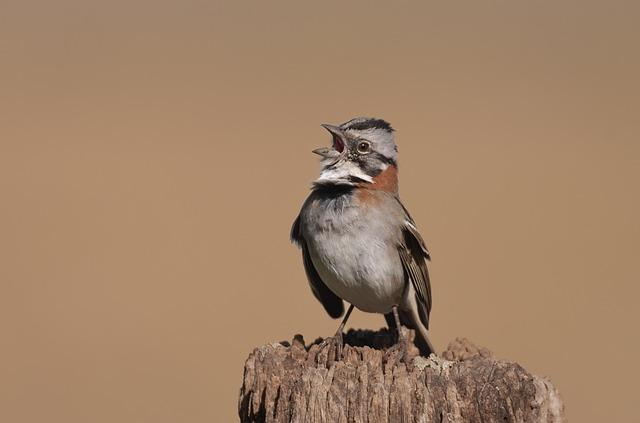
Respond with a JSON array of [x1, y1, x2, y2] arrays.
[[291, 117, 435, 359]]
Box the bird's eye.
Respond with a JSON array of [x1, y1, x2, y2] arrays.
[[356, 141, 371, 154]]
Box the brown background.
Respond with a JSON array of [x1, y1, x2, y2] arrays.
[[1, 1, 639, 422]]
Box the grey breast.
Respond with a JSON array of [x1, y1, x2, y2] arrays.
[[299, 188, 405, 313]]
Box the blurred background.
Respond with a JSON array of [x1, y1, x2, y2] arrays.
[[1, 1, 639, 421]]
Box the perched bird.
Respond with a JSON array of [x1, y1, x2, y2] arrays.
[[291, 117, 435, 359]]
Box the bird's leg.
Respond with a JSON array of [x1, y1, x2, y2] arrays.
[[392, 305, 405, 344], [387, 305, 410, 363], [319, 304, 354, 361], [333, 304, 354, 360]]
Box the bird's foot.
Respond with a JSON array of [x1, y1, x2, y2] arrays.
[[385, 328, 412, 366], [318, 330, 345, 361]]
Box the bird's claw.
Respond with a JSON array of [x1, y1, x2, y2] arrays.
[[319, 331, 345, 361], [386, 328, 412, 366]]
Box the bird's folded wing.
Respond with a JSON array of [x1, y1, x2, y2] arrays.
[[291, 215, 344, 319], [398, 220, 432, 327]]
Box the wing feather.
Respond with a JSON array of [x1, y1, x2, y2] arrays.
[[396, 205, 432, 328]]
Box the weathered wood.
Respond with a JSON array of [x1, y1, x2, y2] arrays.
[[238, 329, 565, 423]]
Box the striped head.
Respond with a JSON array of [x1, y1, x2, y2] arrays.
[[313, 117, 398, 188]]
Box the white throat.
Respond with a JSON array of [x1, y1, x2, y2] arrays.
[[315, 161, 388, 185]]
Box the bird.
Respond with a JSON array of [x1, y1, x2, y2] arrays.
[[291, 117, 435, 360]]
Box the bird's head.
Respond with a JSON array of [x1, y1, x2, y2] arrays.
[[313, 117, 397, 187]]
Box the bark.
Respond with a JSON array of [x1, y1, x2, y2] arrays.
[[238, 329, 565, 423]]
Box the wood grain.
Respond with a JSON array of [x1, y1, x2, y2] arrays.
[[238, 330, 564, 423]]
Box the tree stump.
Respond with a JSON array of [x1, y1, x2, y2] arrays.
[[238, 329, 565, 423]]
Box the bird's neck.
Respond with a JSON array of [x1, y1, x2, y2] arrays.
[[359, 164, 399, 194]]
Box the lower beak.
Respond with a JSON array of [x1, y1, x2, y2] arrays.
[[312, 147, 341, 159]]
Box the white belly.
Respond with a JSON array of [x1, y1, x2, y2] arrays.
[[307, 229, 404, 313]]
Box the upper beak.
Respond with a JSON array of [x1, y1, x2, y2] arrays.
[[320, 123, 343, 137], [313, 124, 346, 158]]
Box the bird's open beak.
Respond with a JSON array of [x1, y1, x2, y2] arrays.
[[313, 124, 346, 159]]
